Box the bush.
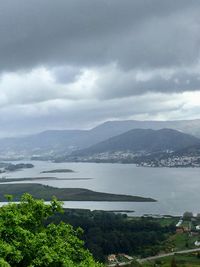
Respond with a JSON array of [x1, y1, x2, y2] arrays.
[[0, 194, 102, 267]]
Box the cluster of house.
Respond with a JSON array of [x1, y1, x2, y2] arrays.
[[176, 217, 200, 246], [74, 151, 140, 163], [139, 156, 200, 167]]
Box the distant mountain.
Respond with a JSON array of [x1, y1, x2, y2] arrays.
[[72, 128, 200, 156], [90, 119, 200, 138], [0, 130, 88, 156], [0, 119, 200, 158]]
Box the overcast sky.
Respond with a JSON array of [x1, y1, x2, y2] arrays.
[[0, 0, 200, 136]]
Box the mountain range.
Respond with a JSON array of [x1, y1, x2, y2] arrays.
[[72, 128, 200, 157], [0, 119, 200, 159]]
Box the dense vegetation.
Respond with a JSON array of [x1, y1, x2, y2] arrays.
[[47, 209, 176, 262], [0, 194, 102, 267], [0, 183, 156, 202]]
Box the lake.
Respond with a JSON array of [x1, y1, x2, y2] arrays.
[[1, 160, 200, 216]]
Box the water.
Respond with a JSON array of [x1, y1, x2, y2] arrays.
[[1, 161, 200, 216]]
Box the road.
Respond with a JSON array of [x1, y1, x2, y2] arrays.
[[138, 247, 200, 263], [108, 247, 200, 266], [108, 262, 132, 267]]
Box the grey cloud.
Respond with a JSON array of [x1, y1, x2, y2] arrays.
[[0, 93, 186, 137], [0, 0, 199, 72], [95, 66, 200, 99], [0, 0, 200, 136], [51, 66, 81, 84]]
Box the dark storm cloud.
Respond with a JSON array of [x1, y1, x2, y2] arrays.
[[0, 0, 199, 72], [95, 67, 200, 99], [0, 0, 200, 136]]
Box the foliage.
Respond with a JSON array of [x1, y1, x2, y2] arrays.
[[0, 194, 102, 267], [183, 211, 193, 221], [47, 210, 176, 262]]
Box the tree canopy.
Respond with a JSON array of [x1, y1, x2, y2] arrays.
[[0, 194, 103, 267]]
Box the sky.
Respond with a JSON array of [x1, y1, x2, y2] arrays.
[[0, 0, 200, 137]]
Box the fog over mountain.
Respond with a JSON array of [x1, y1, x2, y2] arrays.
[[0, 1, 200, 136]]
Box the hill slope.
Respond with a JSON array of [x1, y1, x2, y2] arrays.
[[73, 128, 200, 156]]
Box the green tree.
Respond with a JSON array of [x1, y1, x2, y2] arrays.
[[0, 193, 103, 267], [183, 211, 193, 221]]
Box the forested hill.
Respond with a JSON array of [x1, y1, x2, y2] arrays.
[[73, 128, 200, 156]]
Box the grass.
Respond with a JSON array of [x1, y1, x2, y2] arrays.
[[153, 217, 179, 227], [170, 233, 190, 251], [168, 232, 198, 252]]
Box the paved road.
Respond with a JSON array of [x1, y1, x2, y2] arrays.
[[108, 262, 132, 267], [138, 247, 200, 263], [108, 248, 200, 266]]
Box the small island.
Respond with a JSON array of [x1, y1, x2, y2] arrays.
[[0, 162, 34, 172], [41, 169, 74, 173], [0, 183, 156, 202]]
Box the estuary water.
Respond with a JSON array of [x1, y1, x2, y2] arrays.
[[2, 161, 200, 216]]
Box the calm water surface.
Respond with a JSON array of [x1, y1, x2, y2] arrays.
[[2, 161, 200, 216]]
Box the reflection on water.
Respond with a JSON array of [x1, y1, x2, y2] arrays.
[[2, 161, 200, 216]]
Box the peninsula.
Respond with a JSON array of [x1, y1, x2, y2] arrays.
[[0, 183, 156, 202]]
